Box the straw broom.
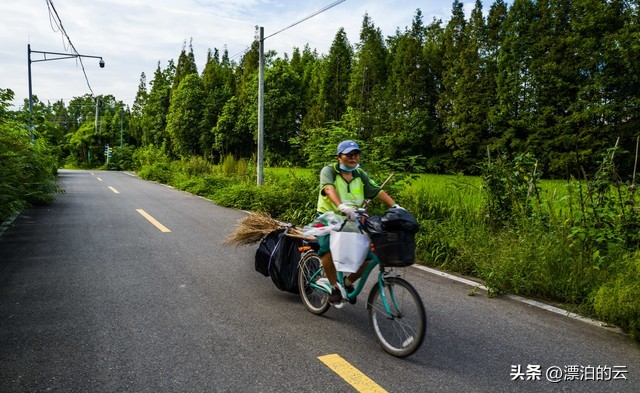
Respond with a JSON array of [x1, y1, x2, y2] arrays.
[[225, 212, 303, 246]]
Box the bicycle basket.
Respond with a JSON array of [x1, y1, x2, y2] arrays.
[[370, 231, 416, 267]]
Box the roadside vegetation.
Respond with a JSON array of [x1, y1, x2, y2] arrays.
[[0, 89, 61, 223]]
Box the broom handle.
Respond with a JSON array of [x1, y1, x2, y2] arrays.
[[285, 233, 317, 241], [362, 173, 394, 209]]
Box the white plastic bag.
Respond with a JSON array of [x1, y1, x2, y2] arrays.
[[302, 212, 344, 237], [330, 230, 370, 273]]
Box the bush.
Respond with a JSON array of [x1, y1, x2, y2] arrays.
[[593, 253, 640, 339], [211, 181, 261, 209], [179, 156, 213, 176], [106, 144, 136, 171], [132, 143, 171, 171], [0, 103, 61, 221], [221, 154, 237, 177], [132, 144, 174, 183]]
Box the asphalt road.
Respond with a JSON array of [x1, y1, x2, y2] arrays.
[[1, 169, 638, 392]]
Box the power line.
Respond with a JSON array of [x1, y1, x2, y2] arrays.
[[235, 0, 348, 62], [264, 0, 346, 41], [45, 0, 96, 95], [230, 46, 251, 62]]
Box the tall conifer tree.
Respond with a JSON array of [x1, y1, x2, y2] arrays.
[[347, 14, 389, 140], [321, 28, 353, 124]]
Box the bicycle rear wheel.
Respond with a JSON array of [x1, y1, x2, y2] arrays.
[[367, 276, 426, 357], [298, 252, 330, 315]]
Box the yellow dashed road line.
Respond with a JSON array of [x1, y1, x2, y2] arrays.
[[318, 354, 387, 393], [136, 209, 171, 233]]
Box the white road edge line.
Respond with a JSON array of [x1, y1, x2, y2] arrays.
[[413, 264, 623, 333]]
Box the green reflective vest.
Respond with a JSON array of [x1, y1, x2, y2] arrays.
[[317, 164, 379, 214]]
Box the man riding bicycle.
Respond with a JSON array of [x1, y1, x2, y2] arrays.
[[316, 140, 401, 306]]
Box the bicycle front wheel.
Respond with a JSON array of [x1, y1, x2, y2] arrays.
[[367, 277, 426, 357], [298, 252, 330, 315]]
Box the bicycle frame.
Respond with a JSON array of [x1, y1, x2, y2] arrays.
[[306, 249, 400, 318]]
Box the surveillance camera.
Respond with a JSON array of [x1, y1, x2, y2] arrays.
[[99, 59, 105, 68]]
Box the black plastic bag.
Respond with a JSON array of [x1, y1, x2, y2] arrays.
[[363, 215, 385, 236], [269, 231, 302, 294], [255, 229, 283, 277], [380, 207, 420, 233], [254, 228, 301, 294]]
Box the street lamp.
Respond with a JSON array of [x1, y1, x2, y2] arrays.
[[27, 43, 105, 142]]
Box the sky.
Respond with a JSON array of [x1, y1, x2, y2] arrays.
[[1, 0, 485, 110]]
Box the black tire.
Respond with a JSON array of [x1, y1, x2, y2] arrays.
[[298, 252, 330, 315], [366, 277, 426, 357]]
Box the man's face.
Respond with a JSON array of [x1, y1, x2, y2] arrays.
[[339, 151, 361, 169]]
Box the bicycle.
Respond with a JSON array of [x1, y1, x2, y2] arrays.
[[297, 209, 426, 357]]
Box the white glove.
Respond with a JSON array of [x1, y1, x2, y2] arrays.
[[338, 204, 357, 221], [391, 204, 405, 210]]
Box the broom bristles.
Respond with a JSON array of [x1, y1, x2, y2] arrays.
[[225, 212, 302, 246]]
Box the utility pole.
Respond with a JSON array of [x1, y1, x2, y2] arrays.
[[257, 26, 265, 186], [254, 1, 345, 186], [95, 97, 100, 136]]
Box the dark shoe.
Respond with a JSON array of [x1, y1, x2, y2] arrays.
[[329, 286, 342, 305], [345, 284, 357, 304]]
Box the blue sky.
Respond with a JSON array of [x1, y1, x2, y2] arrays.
[[1, 1, 488, 109]]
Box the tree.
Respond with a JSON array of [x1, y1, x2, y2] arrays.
[[561, 0, 631, 176], [1, 88, 59, 220], [421, 18, 447, 171], [141, 60, 175, 146], [491, 0, 538, 157], [43, 100, 68, 149], [441, 0, 495, 173], [438, 0, 474, 171], [347, 14, 389, 140], [291, 44, 321, 131], [166, 73, 206, 157], [615, 0, 640, 176], [200, 48, 236, 159], [211, 96, 243, 157], [130, 72, 148, 145], [263, 57, 303, 165], [66, 120, 98, 167], [321, 28, 353, 124], [172, 39, 198, 91], [485, 0, 509, 152], [385, 9, 435, 168]]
